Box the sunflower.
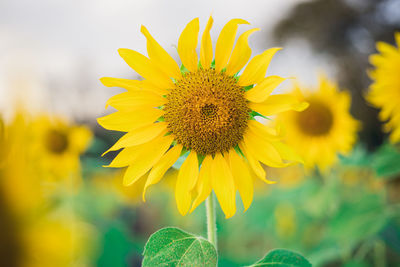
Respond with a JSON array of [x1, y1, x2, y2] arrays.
[[367, 33, 400, 144], [276, 76, 360, 171], [32, 115, 92, 188], [98, 17, 308, 218], [0, 113, 93, 267]]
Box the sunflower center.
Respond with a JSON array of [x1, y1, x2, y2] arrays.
[[164, 68, 250, 156], [296, 100, 333, 136], [201, 104, 218, 118], [45, 129, 69, 154]]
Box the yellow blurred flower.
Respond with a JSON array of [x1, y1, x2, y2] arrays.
[[22, 215, 94, 267], [339, 166, 384, 192], [265, 165, 306, 189], [274, 202, 297, 239], [98, 17, 308, 218], [276, 76, 360, 171], [31, 115, 92, 189], [1, 112, 44, 214], [367, 32, 400, 144], [0, 112, 94, 267]]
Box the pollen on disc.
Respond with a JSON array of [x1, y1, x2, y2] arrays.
[[164, 68, 250, 156]]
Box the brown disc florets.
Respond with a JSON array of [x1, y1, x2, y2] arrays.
[[45, 129, 69, 154], [164, 68, 250, 155], [296, 99, 334, 136]]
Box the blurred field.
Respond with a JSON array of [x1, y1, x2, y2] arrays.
[[1, 0, 400, 266]]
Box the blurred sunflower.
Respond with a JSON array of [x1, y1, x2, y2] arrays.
[[98, 17, 308, 218], [0, 114, 93, 267], [367, 32, 400, 144], [32, 115, 92, 187], [276, 76, 360, 171]]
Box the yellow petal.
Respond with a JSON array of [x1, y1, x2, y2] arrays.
[[105, 123, 168, 153], [123, 134, 174, 186], [178, 18, 200, 72], [100, 77, 142, 91], [215, 18, 249, 72], [239, 142, 266, 180], [118, 48, 174, 89], [395, 32, 400, 48], [211, 153, 236, 218], [106, 146, 140, 168], [271, 141, 303, 164], [238, 47, 281, 86], [190, 155, 213, 212], [175, 151, 199, 215], [200, 16, 214, 69], [245, 76, 287, 103], [247, 120, 281, 141], [140, 80, 169, 95], [249, 94, 309, 117], [143, 144, 183, 200], [105, 91, 166, 110], [228, 150, 253, 211], [97, 109, 164, 132], [376, 41, 398, 55], [141, 25, 181, 79], [244, 132, 287, 168], [101, 77, 167, 95], [225, 28, 259, 76]]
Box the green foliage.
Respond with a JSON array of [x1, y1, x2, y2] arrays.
[[97, 224, 140, 267], [248, 249, 312, 267], [142, 227, 217, 267], [342, 261, 369, 267], [372, 143, 400, 179], [327, 194, 387, 246]]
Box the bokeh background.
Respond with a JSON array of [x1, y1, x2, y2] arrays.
[[1, 0, 400, 266]]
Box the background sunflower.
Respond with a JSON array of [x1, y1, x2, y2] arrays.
[[276, 76, 360, 171]]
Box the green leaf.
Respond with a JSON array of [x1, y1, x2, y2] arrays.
[[142, 227, 217, 267], [248, 249, 311, 267], [372, 143, 400, 179], [327, 194, 387, 246]]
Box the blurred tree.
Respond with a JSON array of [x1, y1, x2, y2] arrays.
[[272, 0, 400, 149]]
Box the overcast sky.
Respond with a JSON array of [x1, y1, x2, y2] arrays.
[[0, 0, 335, 121]]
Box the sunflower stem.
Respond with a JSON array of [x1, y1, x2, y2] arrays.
[[206, 193, 217, 249]]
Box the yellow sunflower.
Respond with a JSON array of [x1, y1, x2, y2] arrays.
[[367, 32, 400, 143], [276, 76, 360, 171], [32, 115, 92, 187], [0, 113, 93, 267], [98, 17, 308, 218]]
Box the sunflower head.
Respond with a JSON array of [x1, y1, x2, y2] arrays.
[[367, 32, 400, 144], [98, 17, 308, 218], [0, 113, 93, 267], [31, 115, 92, 187], [44, 128, 70, 154], [164, 68, 250, 156], [276, 75, 360, 171]]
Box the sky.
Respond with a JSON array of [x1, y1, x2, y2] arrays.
[[0, 0, 335, 121]]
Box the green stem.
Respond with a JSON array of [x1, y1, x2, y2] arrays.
[[206, 193, 217, 249], [374, 240, 386, 267]]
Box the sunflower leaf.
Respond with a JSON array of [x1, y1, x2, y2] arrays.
[[142, 227, 217, 267], [371, 142, 400, 179], [248, 249, 312, 267]]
